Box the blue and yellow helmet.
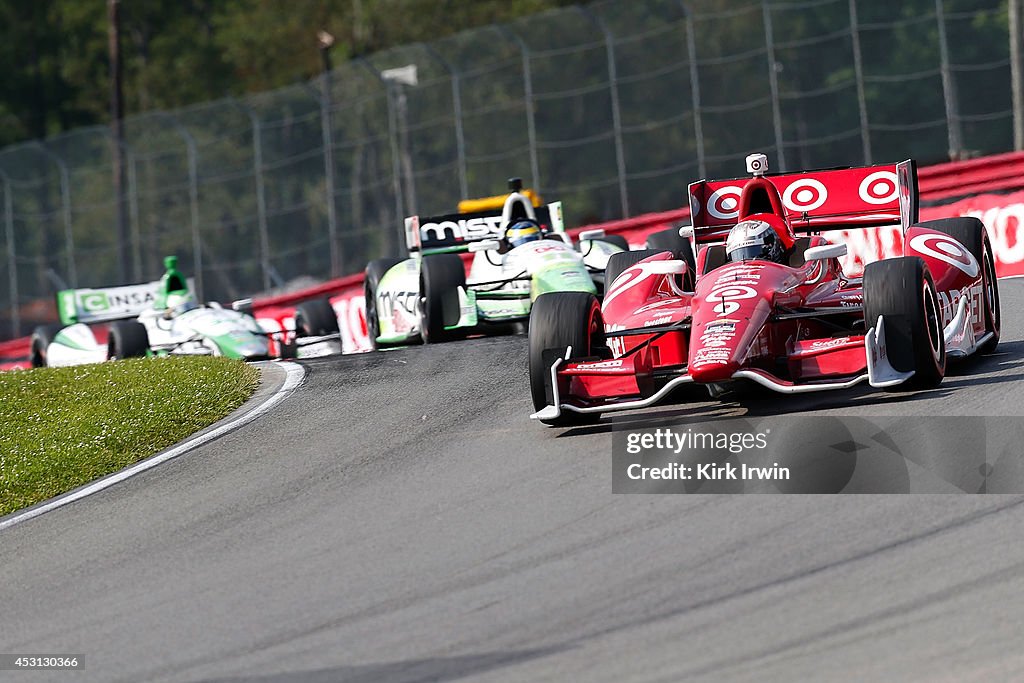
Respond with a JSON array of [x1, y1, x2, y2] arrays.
[[506, 220, 542, 248]]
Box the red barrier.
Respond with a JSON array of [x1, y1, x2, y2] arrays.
[[919, 151, 1024, 202]]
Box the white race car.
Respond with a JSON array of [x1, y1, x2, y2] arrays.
[[31, 257, 340, 367], [364, 180, 628, 347]]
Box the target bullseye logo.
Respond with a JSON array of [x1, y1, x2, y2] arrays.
[[858, 171, 899, 205], [782, 179, 828, 213], [707, 284, 758, 316], [908, 233, 979, 277], [707, 185, 743, 220]]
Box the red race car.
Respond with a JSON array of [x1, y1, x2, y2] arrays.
[[528, 154, 1001, 426]]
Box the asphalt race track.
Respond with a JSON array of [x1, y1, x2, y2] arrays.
[[4, 282, 1024, 682]]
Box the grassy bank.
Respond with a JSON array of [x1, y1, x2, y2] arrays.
[[0, 357, 260, 517]]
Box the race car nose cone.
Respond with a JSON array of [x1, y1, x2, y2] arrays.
[[688, 356, 740, 384], [687, 317, 744, 383]]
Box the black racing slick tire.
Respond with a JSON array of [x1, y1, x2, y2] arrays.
[[528, 292, 604, 427], [364, 257, 405, 350], [30, 323, 64, 368], [604, 249, 662, 292], [107, 321, 150, 360], [597, 234, 629, 251], [646, 227, 696, 291], [419, 253, 466, 344], [295, 298, 339, 337], [915, 216, 1000, 354], [863, 256, 945, 389]]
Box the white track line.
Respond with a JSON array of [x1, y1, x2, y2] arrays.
[[0, 360, 306, 533]]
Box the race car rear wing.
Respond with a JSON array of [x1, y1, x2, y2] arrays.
[[57, 279, 196, 325], [687, 159, 918, 243], [405, 194, 564, 255]]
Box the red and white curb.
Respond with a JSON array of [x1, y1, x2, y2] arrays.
[[0, 360, 306, 532]]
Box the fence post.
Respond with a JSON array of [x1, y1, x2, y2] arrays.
[[233, 101, 272, 291], [1012, 0, 1024, 150], [422, 44, 469, 201], [496, 26, 541, 192], [161, 114, 203, 301], [359, 59, 407, 255], [935, 0, 963, 158], [578, 7, 630, 217], [680, 3, 706, 179], [0, 170, 18, 337], [318, 73, 342, 277], [762, 3, 787, 171], [126, 145, 142, 281], [33, 143, 77, 288], [849, 0, 872, 164], [102, 129, 142, 281]]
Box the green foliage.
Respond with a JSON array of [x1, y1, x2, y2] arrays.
[[0, 0, 580, 148], [0, 356, 259, 516]]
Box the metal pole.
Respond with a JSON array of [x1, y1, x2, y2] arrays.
[[0, 171, 19, 337], [496, 26, 541, 191], [1010, 0, 1024, 150], [359, 59, 406, 254], [232, 101, 272, 291], [762, 2, 787, 171], [681, 3, 706, 178], [935, 0, 962, 159], [34, 143, 76, 287], [849, 0, 872, 164], [394, 84, 417, 216], [161, 114, 203, 300], [108, 0, 130, 282], [101, 128, 142, 281], [126, 146, 141, 281], [578, 7, 630, 217], [317, 36, 341, 277], [422, 44, 469, 200]]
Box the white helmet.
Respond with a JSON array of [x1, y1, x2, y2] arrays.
[[725, 219, 785, 263], [165, 291, 198, 317]]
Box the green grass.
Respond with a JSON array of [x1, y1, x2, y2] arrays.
[[0, 356, 260, 517]]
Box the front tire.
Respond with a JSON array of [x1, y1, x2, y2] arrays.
[[915, 216, 1000, 354], [364, 257, 404, 350], [528, 292, 604, 427], [30, 324, 64, 368], [419, 254, 466, 344], [108, 321, 150, 360], [863, 257, 945, 389]]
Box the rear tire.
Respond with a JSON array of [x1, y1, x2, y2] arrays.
[[646, 227, 696, 290], [528, 292, 604, 427], [294, 298, 339, 337], [364, 257, 405, 350], [863, 257, 944, 389], [604, 249, 662, 291], [915, 216, 1000, 354], [108, 321, 150, 360], [30, 324, 64, 368], [597, 234, 628, 251], [419, 253, 466, 344]]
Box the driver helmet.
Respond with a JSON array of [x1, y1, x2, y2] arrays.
[[165, 290, 198, 317], [725, 219, 786, 263], [506, 219, 542, 248]]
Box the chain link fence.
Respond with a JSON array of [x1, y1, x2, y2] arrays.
[[0, 0, 1016, 338]]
